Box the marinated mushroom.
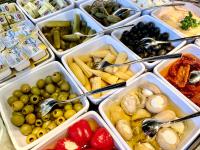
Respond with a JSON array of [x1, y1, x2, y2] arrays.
[[146, 94, 168, 113], [116, 119, 133, 141], [121, 95, 137, 115], [132, 108, 151, 121], [154, 110, 176, 122], [156, 128, 179, 150], [170, 118, 185, 134], [134, 143, 155, 150], [141, 83, 161, 97]]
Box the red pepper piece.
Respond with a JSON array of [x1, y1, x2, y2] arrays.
[[68, 119, 93, 147], [55, 138, 81, 150], [90, 127, 114, 150]]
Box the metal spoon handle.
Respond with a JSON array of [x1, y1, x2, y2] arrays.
[[113, 53, 182, 67], [170, 111, 200, 124], [142, 3, 185, 11], [59, 82, 126, 103]]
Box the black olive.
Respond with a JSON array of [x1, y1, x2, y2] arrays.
[[130, 26, 138, 33], [158, 49, 167, 55], [152, 45, 162, 51], [135, 47, 143, 53], [160, 32, 170, 40], [122, 31, 129, 37], [153, 27, 160, 36], [146, 22, 155, 30], [137, 22, 145, 29]]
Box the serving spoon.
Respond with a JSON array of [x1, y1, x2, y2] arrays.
[[95, 53, 182, 70], [112, 3, 185, 17], [142, 111, 200, 137], [40, 82, 126, 116], [189, 70, 200, 84], [140, 35, 200, 49]]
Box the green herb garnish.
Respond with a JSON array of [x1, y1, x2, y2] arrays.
[[180, 11, 200, 30]]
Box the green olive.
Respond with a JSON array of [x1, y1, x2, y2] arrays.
[[52, 109, 63, 118], [55, 116, 65, 125], [30, 95, 40, 104], [13, 90, 23, 98], [36, 128, 47, 138], [31, 86, 40, 95], [7, 96, 18, 106], [25, 113, 36, 125], [22, 105, 34, 115], [57, 93, 69, 101], [69, 93, 79, 104], [60, 82, 70, 92], [45, 76, 53, 84], [11, 113, 25, 127], [45, 84, 56, 94], [12, 100, 24, 111], [42, 121, 51, 129], [51, 92, 59, 100], [35, 119, 43, 127], [64, 110, 76, 119], [52, 72, 62, 83], [32, 127, 41, 135], [26, 134, 37, 144], [20, 84, 31, 93], [40, 89, 45, 96], [20, 124, 32, 136], [57, 79, 64, 87], [73, 103, 83, 112], [31, 125, 35, 129], [64, 103, 72, 111], [47, 121, 57, 130], [41, 113, 50, 122], [20, 95, 29, 104], [43, 92, 50, 98], [36, 79, 46, 89], [55, 88, 61, 93]]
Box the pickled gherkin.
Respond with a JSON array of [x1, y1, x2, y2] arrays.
[[42, 13, 96, 52]]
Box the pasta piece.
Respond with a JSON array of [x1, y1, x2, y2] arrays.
[[126, 70, 134, 77], [119, 60, 130, 72], [117, 79, 125, 83], [115, 71, 131, 80], [104, 66, 113, 74], [73, 57, 93, 78], [101, 80, 109, 96], [86, 61, 94, 68], [113, 52, 128, 73], [69, 63, 86, 86], [91, 69, 118, 85], [78, 55, 92, 62], [91, 77, 102, 98]]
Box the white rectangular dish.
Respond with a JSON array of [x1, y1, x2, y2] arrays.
[[99, 72, 200, 150], [0, 34, 55, 88], [16, 0, 74, 24], [32, 111, 125, 150], [36, 8, 103, 58], [61, 35, 145, 105], [73, 0, 90, 6], [0, 61, 89, 150], [154, 44, 200, 110], [151, 1, 200, 37], [111, 15, 186, 69], [80, 0, 141, 30]]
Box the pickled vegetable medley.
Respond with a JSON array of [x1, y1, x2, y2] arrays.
[[120, 22, 174, 58], [42, 14, 96, 52], [161, 54, 200, 107], [66, 45, 134, 98], [50, 119, 116, 150], [84, 0, 130, 27], [106, 83, 185, 150], [8, 72, 83, 144]]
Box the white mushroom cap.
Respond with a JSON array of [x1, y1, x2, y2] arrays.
[[121, 94, 137, 115], [154, 110, 176, 122], [146, 94, 168, 113], [170, 117, 185, 134], [156, 128, 179, 150], [141, 83, 161, 97]]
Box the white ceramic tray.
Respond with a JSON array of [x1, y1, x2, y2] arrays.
[[73, 0, 90, 6], [36, 8, 103, 58], [32, 111, 125, 150], [16, 0, 75, 24], [61, 35, 146, 105], [151, 1, 200, 37], [99, 72, 200, 150], [0, 34, 55, 88], [80, 0, 141, 30], [0, 61, 89, 150], [111, 15, 186, 69], [154, 44, 200, 110]]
